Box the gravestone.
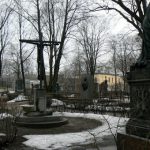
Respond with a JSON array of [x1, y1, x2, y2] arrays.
[[80, 75, 93, 99], [34, 88, 46, 112], [15, 79, 23, 92], [117, 3, 150, 150], [99, 80, 108, 97]]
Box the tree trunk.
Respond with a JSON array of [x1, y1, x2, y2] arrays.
[[37, 0, 47, 90], [19, 14, 26, 94], [51, 0, 68, 92], [0, 56, 2, 77]]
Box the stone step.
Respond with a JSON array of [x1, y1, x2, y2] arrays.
[[16, 116, 68, 128]]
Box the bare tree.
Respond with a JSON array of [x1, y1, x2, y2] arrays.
[[77, 19, 108, 81], [0, 20, 8, 77], [110, 38, 118, 95], [41, 0, 88, 92], [11, 0, 88, 91], [13, 0, 26, 93], [109, 34, 141, 93], [6, 43, 33, 80], [91, 0, 148, 38], [0, 3, 12, 77], [71, 49, 86, 77]]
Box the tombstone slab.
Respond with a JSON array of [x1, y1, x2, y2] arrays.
[[34, 88, 46, 112]]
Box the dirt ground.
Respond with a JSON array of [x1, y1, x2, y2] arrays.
[[2, 117, 103, 150]]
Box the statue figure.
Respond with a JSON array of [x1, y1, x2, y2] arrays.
[[82, 77, 88, 91], [137, 3, 150, 66]]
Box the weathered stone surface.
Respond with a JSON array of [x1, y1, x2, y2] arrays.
[[117, 133, 150, 150], [126, 119, 150, 138], [128, 75, 150, 120], [126, 65, 150, 138], [117, 3, 150, 149], [80, 75, 94, 99], [128, 66, 150, 80], [16, 116, 68, 128], [34, 88, 46, 112]]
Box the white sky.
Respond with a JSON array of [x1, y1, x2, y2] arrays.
[[2, 0, 140, 74], [59, 10, 137, 71]]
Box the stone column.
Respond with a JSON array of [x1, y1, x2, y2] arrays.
[[117, 4, 150, 150], [117, 66, 150, 150], [126, 66, 150, 138]]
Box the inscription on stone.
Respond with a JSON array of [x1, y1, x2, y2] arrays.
[[38, 97, 46, 112], [131, 85, 150, 119]]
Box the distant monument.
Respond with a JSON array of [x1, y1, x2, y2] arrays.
[[81, 75, 93, 99], [117, 3, 150, 150], [99, 80, 108, 97], [15, 79, 23, 92]]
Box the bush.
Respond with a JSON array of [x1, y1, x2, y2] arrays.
[[0, 97, 21, 147]]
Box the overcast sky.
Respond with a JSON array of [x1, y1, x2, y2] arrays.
[[1, 0, 140, 74]]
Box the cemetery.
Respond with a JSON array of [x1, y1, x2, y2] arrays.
[[0, 0, 150, 150]]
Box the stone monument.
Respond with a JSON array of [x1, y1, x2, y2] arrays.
[[81, 75, 93, 99], [117, 3, 150, 150], [34, 88, 46, 112]]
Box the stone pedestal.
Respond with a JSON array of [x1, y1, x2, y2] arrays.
[[126, 119, 150, 138], [117, 133, 150, 150], [126, 66, 150, 138], [117, 65, 150, 149], [80, 75, 94, 99]]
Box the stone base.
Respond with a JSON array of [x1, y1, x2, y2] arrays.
[[126, 119, 150, 138], [16, 114, 68, 128], [117, 133, 150, 150]]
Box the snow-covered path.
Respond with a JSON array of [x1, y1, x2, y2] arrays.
[[23, 112, 128, 150]]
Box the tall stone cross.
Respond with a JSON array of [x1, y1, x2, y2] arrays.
[[20, 38, 60, 88]]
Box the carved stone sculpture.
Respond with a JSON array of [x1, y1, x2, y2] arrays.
[[137, 3, 150, 66]]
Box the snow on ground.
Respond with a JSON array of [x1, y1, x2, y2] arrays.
[[51, 99, 65, 106], [7, 95, 28, 103], [0, 113, 12, 119], [23, 112, 128, 150]]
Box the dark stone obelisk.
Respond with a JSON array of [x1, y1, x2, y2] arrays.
[[117, 3, 150, 150], [126, 2, 150, 138]]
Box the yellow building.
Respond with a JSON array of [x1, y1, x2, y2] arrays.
[[94, 73, 124, 91]]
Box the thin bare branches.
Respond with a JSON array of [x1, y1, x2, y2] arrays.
[[90, 0, 148, 37]]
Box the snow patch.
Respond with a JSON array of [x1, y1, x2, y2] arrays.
[[0, 113, 12, 119], [0, 133, 6, 136], [51, 99, 65, 106], [23, 112, 128, 150], [7, 95, 28, 103]]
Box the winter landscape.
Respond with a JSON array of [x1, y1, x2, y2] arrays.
[[0, 0, 150, 150]]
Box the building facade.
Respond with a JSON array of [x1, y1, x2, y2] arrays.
[[94, 73, 124, 92]]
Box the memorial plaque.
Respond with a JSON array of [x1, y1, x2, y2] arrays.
[[38, 97, 46, 112]]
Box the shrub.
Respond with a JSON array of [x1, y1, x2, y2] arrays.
[[0, 97, 21, 147]]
